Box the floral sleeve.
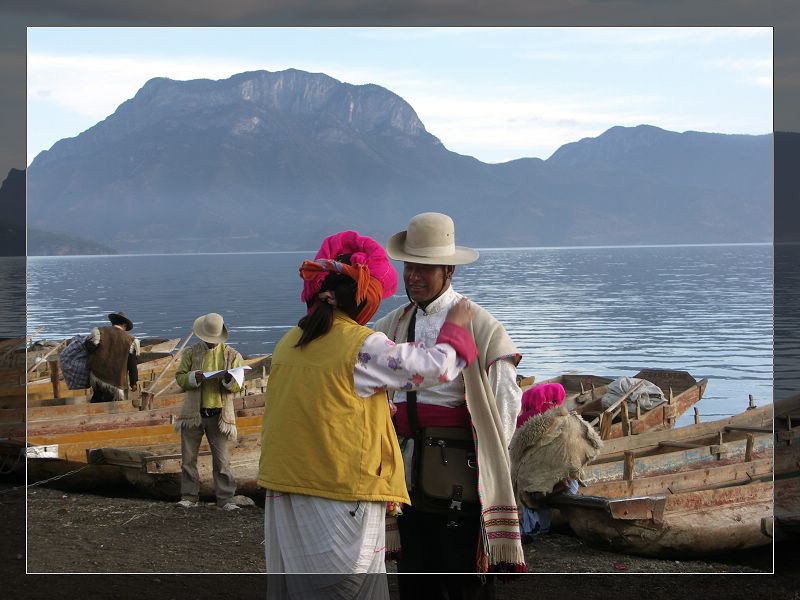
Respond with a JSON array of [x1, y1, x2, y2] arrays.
[[353, 331, 467, 398]]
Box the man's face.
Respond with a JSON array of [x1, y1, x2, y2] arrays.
[[403, 262, 450, 304]]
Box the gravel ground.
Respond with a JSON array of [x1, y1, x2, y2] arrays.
[[3, 480, 798, 600]]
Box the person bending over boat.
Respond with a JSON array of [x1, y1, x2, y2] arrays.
[[257, 230, 477, 600], [174, 312, 243, 511], [374, 212, 526, 598], [84, 310, 139, 403]]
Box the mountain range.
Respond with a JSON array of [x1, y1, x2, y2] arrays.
[[25, 69, 773, 255]]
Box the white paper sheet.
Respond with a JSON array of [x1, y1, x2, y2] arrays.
[[202, 365, 251, 388]]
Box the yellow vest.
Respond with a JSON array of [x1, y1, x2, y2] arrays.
[[257, 312, 410, 504]]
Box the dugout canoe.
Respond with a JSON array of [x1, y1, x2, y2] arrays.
[[550, 459, 773, 557], [522, 369, 708, 440]]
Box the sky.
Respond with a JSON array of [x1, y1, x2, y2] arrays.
[[26, 27, 772, 166]]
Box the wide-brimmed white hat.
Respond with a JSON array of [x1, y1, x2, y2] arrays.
[[193, 312, 228, 344], [386, 212, 479, 265]]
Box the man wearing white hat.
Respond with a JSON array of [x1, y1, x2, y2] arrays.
[[375, 212, 526, 596], [174, 313, 243, 511]]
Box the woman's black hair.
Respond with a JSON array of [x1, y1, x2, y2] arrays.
[[295, 253, 368, 348]]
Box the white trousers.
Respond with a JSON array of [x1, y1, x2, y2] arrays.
[[263, 490, 389, 600]]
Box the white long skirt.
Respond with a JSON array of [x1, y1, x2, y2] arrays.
[[263, 490, 389, 600]]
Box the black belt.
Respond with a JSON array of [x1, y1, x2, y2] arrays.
[[200, 407, 222, 418]]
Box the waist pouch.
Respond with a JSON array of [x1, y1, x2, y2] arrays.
[[412, 426, 480, 515]]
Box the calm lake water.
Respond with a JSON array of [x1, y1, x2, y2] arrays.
[[23, 244, 774, 426]]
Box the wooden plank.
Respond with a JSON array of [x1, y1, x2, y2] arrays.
[[598, 404, 773, 458], [581, 458, 774, 499], [27, 404, 266, 437], [24, 415, 264, 460], [725, 426, 773, 434], [22, 391, 265, 423], [657, 441, 705, 449], [584, 433, 774, 485], [27, 414, 264, 445]]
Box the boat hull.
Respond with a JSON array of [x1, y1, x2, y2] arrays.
[[560, 481, 773, 557]]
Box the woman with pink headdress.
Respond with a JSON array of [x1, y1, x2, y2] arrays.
[[515, 382, 579, 541], [257, 231, 478, 599]]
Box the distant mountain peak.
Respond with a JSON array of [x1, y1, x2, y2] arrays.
[[26, 70, 772, 255], [31, 68, 437, 170], [132, 68, 430, 137]]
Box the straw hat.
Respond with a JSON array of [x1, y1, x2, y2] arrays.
[[108, 311, 134, 331], [192, 313, 228, 344], [386, 212, 479, 265]]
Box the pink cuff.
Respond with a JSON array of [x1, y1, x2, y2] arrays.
[[436, 321, 478, 366]]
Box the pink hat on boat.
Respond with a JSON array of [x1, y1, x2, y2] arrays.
[[517, 383, 567, 429], [300, 231, 398, 304]]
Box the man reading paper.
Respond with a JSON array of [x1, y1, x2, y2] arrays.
[[174, 313, 244, 511]]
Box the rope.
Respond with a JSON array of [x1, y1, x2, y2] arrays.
[[0, 464, 91, 495]]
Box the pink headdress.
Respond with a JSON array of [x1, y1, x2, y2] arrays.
[[299, 231, 398, 324], [516, 383, 567, 429]]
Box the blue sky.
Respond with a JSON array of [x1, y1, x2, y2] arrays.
[[27, 27, 772, 166]]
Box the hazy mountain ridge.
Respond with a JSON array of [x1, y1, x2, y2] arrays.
[[27, 69, 772, 255]]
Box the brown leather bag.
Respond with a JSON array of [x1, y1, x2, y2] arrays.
[[412, 427, 480, 514]]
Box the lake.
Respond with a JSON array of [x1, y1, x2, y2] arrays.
[[23, 244, 773, 426]]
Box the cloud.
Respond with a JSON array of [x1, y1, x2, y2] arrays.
[[408, 92, 664, 160], [708, 57, 773, 88], [26, 51, 433, 120], [27, 52, 272, 118], [570, 26, 772, 46]]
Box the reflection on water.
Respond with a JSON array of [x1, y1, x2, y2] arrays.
[[27, 245, 773, 425]]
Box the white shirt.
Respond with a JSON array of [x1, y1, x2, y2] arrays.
[[367, 286, 522, 445]]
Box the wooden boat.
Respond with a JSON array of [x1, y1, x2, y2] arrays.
[[0, 350, 272, 500], [0, 337, 181, 387], [584, 404, 773, 485], [551, 457, 774, 557], [540, 404, 776, 557], [521, 369, 708, 440], [774, 393, 800, 538], [87, 433, 264, 498]]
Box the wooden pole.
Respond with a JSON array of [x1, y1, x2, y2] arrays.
[[622, 401, 631, 436], [694, 407, 701, 424], [27, 338, 67, 374], [140, 332, 193, 410], [598, 380, 645, 440], [666, 386, 675, 427], [48, 359, 61, 399], [745, 433, 755, 462], [623, 451, 635, 481]]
